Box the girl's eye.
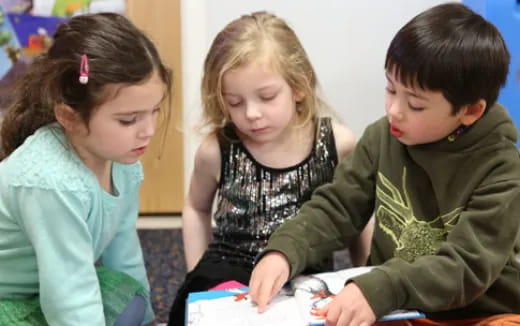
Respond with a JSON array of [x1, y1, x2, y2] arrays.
[[119, 118, 137, 126], [152, 107, 161, 115], [260, 94, 276, 101], [228, 101, 242, 108]]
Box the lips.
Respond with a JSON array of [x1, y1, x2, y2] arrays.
[[390, 124, 403, 138], [251, 127, 268, 134], [132, 146, 147, 155]]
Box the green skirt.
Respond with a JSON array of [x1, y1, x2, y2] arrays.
[[0, 267, 147, 326]]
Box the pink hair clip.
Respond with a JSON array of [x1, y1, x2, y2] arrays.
[[79, 54, 89, 84]]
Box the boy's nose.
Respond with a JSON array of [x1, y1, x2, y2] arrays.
[[388, 102, 404, 121]]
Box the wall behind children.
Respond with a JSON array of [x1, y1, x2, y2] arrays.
[[181, 0, 460, 190], [463, 0, 520, 144]]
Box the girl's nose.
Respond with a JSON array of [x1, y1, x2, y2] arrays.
[[138, 116, 156, 139], [245, 103, 262, 120]]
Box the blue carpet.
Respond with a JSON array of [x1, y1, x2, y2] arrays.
[[139, 229, 186, 323]]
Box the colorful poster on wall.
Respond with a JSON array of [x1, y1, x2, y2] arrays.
[[32, 0, 125, 17], [0, 0, 32, 14], [0, 5, 66, 112], [0, 4, 24, 113]]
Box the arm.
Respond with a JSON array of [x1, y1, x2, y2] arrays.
[[331, 121, 356, 159], [17, 187, 105, 325], [250, 125, 379, 310], [182, 135, 220, 271], [353, 175, 520, 317], [275, 130, 377, 273], [332, 122, 374, 267], [102, 165, 155, 325]]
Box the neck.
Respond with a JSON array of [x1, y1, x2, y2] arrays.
[[66, 134, 113, 193]]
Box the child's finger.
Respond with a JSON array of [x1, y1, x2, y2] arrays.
[[256, 280, 275, 313], [324, 302, 340, 326]]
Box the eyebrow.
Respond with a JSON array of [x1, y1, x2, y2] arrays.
[[113, 98, 164, 116], [385, 72, 427, 100], [222, 84, 281, 96], [405, 90, 427, 100], [113, 111, 147, 117]]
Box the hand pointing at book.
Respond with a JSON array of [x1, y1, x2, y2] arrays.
[[250, 251, 377, 326], [249, 251, 290, 313], [319, 282, 376, 326]]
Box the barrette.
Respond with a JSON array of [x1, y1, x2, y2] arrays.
[[79, 54, 89, 84]]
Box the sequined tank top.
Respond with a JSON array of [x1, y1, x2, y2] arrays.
[[207, 117, 338, 267]]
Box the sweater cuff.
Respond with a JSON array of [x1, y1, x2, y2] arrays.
[[264, 235, 304, 279], [351, 268, 397, 318], [143, 299, 155, 324]]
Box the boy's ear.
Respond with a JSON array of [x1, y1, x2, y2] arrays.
[[54, 103, 80, 131], [459, 99, 486, 126]]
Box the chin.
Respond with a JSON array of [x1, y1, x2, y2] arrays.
[[396, 138, 417, 146], [115, 157, 140, 165]]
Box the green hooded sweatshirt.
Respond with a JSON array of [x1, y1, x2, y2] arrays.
[[265, 104, 520, 320]]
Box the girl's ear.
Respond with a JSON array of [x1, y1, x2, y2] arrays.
[[294, 89, 305, 102], [459, 99, 486, 126], [54, 103, 80, 131]]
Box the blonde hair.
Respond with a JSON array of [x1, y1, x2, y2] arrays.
[[200, 11, 329, 136]]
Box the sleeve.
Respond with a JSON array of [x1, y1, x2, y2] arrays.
[[352, 173, 520, 317], [264, 125, 379, 278], [16, 187, 105, 326], [101, 168, 155, 324]]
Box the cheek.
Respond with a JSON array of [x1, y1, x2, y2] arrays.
[[227, 109, 241, 123], [408, 116, 429, 130], [384, 95, 392, 113]]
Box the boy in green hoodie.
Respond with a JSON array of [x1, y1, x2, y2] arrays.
[[249, 3, 520, 326]]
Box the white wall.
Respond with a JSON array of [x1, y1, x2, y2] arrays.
[[181, 0, 459, 191]]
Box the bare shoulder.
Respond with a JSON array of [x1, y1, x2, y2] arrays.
[[193, 133, 221, 181], [331, 121, 356, 159]]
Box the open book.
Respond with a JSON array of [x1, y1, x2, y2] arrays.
[[186, 266, 424, 326]]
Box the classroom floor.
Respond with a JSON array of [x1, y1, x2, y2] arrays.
[[138, 217, 185, 323]]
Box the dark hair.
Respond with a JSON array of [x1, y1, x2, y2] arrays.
[[1, 13, 172, 157], [385, 3, 510, 114]]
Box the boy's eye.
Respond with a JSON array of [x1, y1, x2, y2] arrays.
[[385, 87, 396, 95], [408, 103, 424, 111]]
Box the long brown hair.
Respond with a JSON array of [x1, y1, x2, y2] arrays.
[[1, 13, 172, 157]]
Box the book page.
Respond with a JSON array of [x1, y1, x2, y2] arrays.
[[186, 267, 424, 326], [187, 288, 305, 326], [291, 266, 374, 325], [290, 267, 424, 325]]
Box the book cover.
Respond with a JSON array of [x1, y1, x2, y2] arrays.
[[186, 267, 424, 326]]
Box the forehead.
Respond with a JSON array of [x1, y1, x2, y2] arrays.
[[95, 74, 165, 114], [223, 60, 282, 86]]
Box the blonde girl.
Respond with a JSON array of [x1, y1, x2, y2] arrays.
[[168, 11, 373, 326]]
